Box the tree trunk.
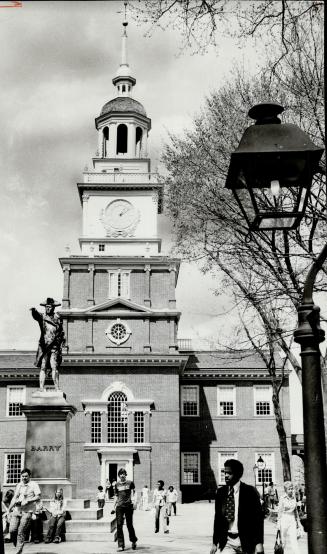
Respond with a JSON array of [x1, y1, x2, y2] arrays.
[[272, 377, 291, 481]]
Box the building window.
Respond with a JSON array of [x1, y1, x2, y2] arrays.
[[181, 452, 201, 484], [91, 412, 102, 443], [108, 271, 130, 298], [6, 386, 26, 417], [134, 411, 144, 443], [107, 392, 128, 443], [218, 452, 238, 485], [117, 123, 128, 154], [4, 453, 23, 484], [255, 453, 275, 485], [254, 386, 272, 416], [99, 244, 105, 252], [105, 319, 132, 345], [217, 386, 236, 416], [181, 385, 199, 416]]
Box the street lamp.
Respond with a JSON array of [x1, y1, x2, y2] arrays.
[[225, 102, 327, 554], [256, 456, 266, 502], [225, 103, 324, 230]]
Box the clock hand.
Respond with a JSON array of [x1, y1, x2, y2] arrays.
[[119, 207, 131, 216]]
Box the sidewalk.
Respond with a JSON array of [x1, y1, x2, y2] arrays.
[[4, 501, 308, 554]]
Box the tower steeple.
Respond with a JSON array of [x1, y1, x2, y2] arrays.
[[112, 15, 136, 98]]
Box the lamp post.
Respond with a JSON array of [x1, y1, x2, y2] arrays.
[[256, 456, 266, 502], [0, 482, 4, 554], [225, 103, 326, 554]]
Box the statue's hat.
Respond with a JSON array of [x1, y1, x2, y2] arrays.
[[40, 297, 61, 307]]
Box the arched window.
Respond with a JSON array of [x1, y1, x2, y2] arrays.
[[107, 391, 128, 443], [103, 127, 109, 157], [122, 84, 126, 92], [117, 124, 128, 154], [136, 127, 143, 157]]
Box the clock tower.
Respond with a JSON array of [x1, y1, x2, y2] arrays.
[[79, 19, 161, 258], [57, 17, 185, 492]]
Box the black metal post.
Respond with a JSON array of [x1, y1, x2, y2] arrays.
[[294, 242, 327, 554], [0, 483, 4, 554], [262, 473, 265, 503]]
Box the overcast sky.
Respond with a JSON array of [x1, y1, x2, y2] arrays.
[[0, 0, 309, 431]]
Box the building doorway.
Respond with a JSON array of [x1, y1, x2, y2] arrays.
[[108, 463, 118, 484]]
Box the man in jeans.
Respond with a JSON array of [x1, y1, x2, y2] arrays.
[[113, 468, 138, 552], [9, 468, 41, 554]]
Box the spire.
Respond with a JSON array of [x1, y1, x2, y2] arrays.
[[121, 1, 128, 66], [112, 2, 136, 97]]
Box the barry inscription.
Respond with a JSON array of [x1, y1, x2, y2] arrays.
[[31, 445, 62, 452]]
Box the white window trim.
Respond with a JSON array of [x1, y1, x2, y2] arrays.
[[3, 452, 25, 485], [253, 385, 272, 417], [254, 452, 275, 484], [6, 385, 26, 418], [218, 452, 238, 485], [217, 385, 236, 417], [181, 452, 201, 485], [181, 385, 199, 417], [108, 269, 131, 299]]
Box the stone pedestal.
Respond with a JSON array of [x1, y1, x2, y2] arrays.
[[22, 390, 77, 499]]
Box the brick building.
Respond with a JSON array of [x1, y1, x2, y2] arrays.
[[0, 21, 291, 502]]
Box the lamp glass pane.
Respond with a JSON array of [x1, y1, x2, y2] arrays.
[[259, 217, 296, 230]]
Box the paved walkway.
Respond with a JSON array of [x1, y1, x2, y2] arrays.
[[4, 502, 308, 554]]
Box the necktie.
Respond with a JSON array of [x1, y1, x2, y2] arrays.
[[225, 487, 235, 522]]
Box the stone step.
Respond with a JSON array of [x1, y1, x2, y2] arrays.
[[43, 499, 90, 509], [65, 532, 111, 542], [68, 508, 103, 520], [43, 507, 103, 520], [65, 519, 109, 532]]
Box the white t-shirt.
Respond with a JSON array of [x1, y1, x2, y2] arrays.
[[14, 481, 41, 514], [153, 488, 166, 507]]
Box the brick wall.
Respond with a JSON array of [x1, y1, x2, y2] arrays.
[[69, 270, 88, 308], [180, 380, 291, 502]]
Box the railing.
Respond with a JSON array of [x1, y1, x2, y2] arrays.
[[83, 172, 159, 184], [177, 339, 193, 351]]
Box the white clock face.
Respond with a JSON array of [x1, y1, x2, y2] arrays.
[[105, 199, 138, 230]]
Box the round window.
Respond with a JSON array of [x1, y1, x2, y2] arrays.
[[105, 319, 131, 345], [111, 323, 127, 341]]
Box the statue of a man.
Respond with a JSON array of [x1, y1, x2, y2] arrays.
[[30, 297, 65, 391]]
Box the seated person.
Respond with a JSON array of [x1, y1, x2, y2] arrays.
[[45, 489, 67, 544], [30, 499, 46, 544], [2, 489, 14, 542]]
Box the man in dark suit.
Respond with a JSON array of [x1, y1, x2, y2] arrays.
[[210, 459, 264, 554]]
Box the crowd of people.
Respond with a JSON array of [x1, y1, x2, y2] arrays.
[[1, 462, 306, 553], [1, 468, 68, 553]]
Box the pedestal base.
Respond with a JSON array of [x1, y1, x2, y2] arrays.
[[22, 390, 77, 498]]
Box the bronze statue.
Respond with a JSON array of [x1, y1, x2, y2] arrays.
[[30, 298, 65, 391]]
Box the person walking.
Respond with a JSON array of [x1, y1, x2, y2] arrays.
[[96, 486, 106, 509], [266, 481, 278, 509], [140, 485, 149, 511], [210, 459, 264, 554], [277, 481, 302, 554], [153, 480, 169, 534], [166, 486, 178, 516], [105, 479, 110, 501], [113, 468, 138, 552], [8, 468, 41, 554], [44, 489, 67, 544]]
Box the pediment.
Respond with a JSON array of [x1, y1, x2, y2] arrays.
[[85, 298, 151, 314]]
